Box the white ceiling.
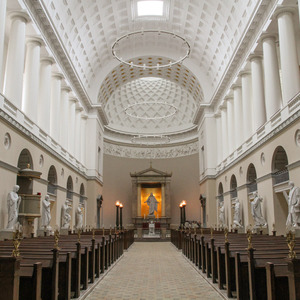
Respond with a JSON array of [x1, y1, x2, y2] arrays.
[[10, 0, 283, 145]]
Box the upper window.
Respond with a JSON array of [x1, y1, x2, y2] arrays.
[[137, 0, 164, 16], [132, 0, 169, 20]]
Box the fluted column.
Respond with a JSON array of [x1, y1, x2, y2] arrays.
[[226, 95, 235, 154], [0, 0, 7, 90], [240, 71, 253, 139], [4, 11, 29, 108], [80, 113, 88, 164], [261, 34, 282, 119], [75, 104, 83, 161], [50, 72, 63, 141], [60, 86, 71, 150], [220, 104, 228, 160], [215, 112, 222, 164], [250, 55, 266, 130], [68, 96, 77, 155], [276, 8, 300, 104], [22, 37, 43, 122], [232, 84, 243, 147], [37, 57, 54, 133]]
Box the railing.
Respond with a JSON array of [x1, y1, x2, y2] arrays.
[[272, 169, 289, 184], [67, 190, 73, 200], [230, 190, 237, 198]]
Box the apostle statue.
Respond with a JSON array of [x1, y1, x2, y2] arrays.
[[233, 199, 242, 228], [251, 192, 267, 227], [41, 195, 51, 229], [219, 201, 225, 228], [7, 185, 22, 230], [61, 200, 71, 229], [144, 193, 159, 216], [76, 206, 83, 229], [283, 181, 300, 228]]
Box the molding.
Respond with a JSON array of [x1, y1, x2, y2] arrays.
[[104, 141, 199, 159], [288, 160, 300, 171], [216, 109, 300, 177], [256, 173, 273, 183], [0, 160, 19, 174]]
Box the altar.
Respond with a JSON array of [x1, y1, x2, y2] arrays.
[[130, 164, 172, 238]]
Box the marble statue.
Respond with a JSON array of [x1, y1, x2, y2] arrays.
[[41, 195, 51, 229], [7, 185, 22, 230], [233, 199, 242, 228], [144, 193, 159, 216], [219, 201, 225, 227], [283, 181, 300, 228], [61, 201, 71, 229], [251, 192, 267, 227], [76, 206, 83, 229]]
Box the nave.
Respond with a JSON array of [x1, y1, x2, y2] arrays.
[[85, 242, 224, 300]]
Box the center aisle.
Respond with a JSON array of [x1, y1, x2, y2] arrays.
[[85, 242, 224, 300]]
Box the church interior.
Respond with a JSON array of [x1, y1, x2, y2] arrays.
[[0, 0, 300, 299]]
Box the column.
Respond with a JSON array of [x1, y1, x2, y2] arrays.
[[215, 112, 222, 164], [276, 8, 300, 104], [68, 96, 77, 155], [75, 103, 83, 161], [4, 11, 29, 108], [250, 55, 266, 130], [60, 86, 71, 150], [226, 95, 235, 154], [220, 104, 228, 160], [0, 0, 7, 89], [232, 85, 243, 147], [22, 37, 43, 122], [240, 71, 253, 139], [137, 184, 141, 217], [50, 72, 63, 142], [161, 183, 165, 217], [261, 34, 282, 119], [37, 57, 54, 133], [80, 114, 88, 164]]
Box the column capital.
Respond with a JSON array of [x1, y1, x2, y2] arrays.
[[231, 84, 242, 90], [81, 113, 88, 120], [214, 111, 221, 118], [249, 54, 263, 62], [25, 36, 44, 47], [274, 6, 297, 19], [52, 72, 64, 80], [219, 101, 227, 110], [239, 70, 251, 78], [224, 95, 233, 102], [69, 96, 78, 104], [40, 56, 55, 65], [259, 33, 278, 44], [61, 85, 72, 93], [8, 10, 30, 23], [76, 103, 83, 111]]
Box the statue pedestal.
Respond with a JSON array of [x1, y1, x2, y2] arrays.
[[60, 228, 69, 235], [253, 224, 268, 234], [37, 228, 52, 237], [0, 229, 14, 241]]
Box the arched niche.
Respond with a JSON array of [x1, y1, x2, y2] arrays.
[[67, 176, 73, 200], [247, 163, 257, 193], [17, 149, 33, 170], [17, 149, 34, 194], [79, 183, 85, 203], [230, 175, 237, 199], [47, 165, 57, 195], [272, 146, 289, 184]]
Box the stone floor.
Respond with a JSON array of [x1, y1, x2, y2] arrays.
[[85, 242, 225, 300]]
